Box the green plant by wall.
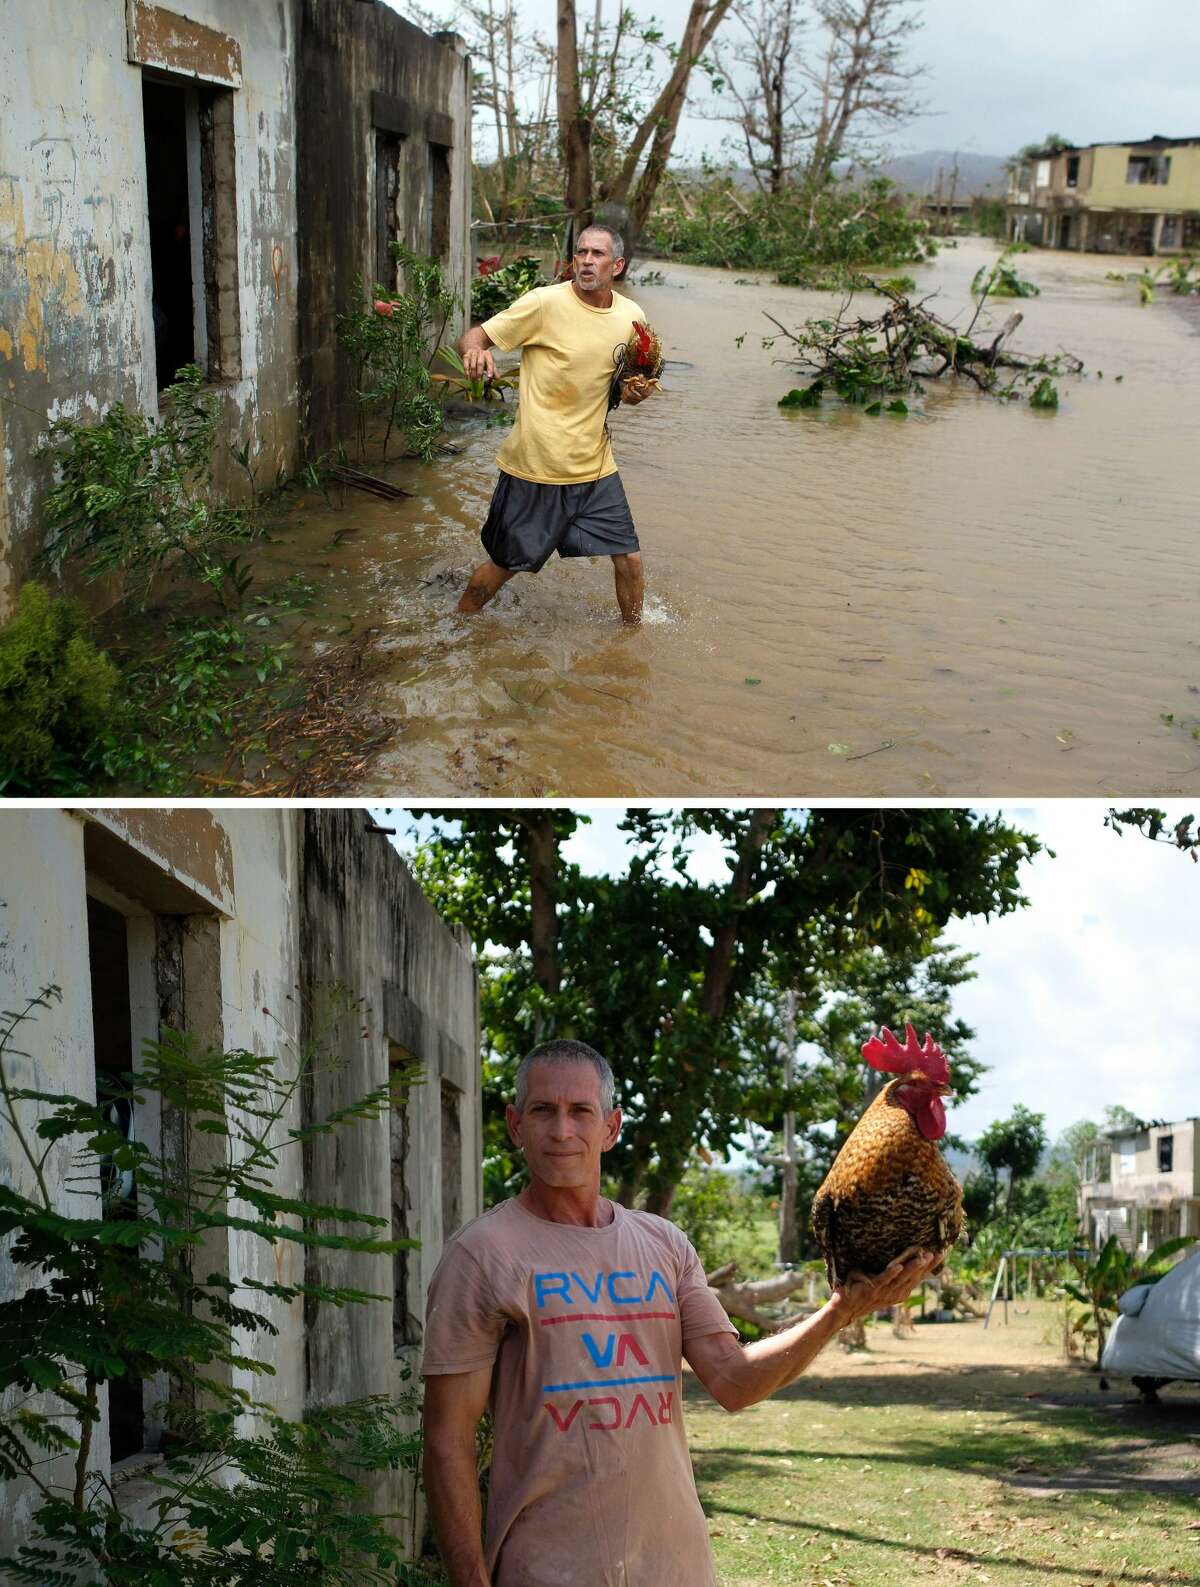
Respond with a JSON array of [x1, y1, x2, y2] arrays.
[[338, 246, 459, 460], [0, 582, 121, 795], [38, 366, 259, 606], [471, 255, 546, 320], [0, 987, 424, 1585]]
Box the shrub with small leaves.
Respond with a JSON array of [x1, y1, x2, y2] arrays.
[[0, 582, 121, 794], [0, 988, 426, 1585]]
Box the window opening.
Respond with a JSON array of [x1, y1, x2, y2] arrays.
[[142, 75, 240, 390], [1127, 154, 1171, 186], [142, 79, 197, 389], [389, 1044, 420, 1349], [429, 144, 451, 260], [1158, 1134, 1174, 1173], [87, 896, 144, 1464], [441, 1081, 462, 1239], [376, 131, 403, 290], [1066, 155, 1080, 188]]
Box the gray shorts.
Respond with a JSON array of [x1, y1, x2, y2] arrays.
[[481, 470, 640, 573]]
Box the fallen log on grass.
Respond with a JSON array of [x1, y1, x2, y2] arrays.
[[705, 1262, 820, 1333]]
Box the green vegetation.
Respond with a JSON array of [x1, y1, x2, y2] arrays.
[[470, 254, 547, 319], [687, 1303, 1198, 1587], [0, 583, 120, 794], [338, 245, 458, 459], [411, 809, 1040, 1216], [1107, 254, 1200, 305], [0, 987, 425, 1587], [972, 252, 1041, 298], [39, 365, 259, 607], [1063, 1234, 1197, 1361], [645, 175, 935, 283]]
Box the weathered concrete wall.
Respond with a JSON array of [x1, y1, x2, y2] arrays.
[[0, 807, 479, 1563], [1090, 143, 1200, 212], [299, 807, 481, 1553], [296, 0, 473, 454], [0, 0, 300, 618]]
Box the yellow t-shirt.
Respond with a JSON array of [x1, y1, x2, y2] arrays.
[[482, 281, 646, 485]]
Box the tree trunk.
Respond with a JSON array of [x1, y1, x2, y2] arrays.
[[626, 0, 736, 234], [606, 0, 735, 226], [698, 808, 777, 1021], [778, 988, 798, 1263], [643, 1181, 676, 1218], [556, 0, 593, 230], [517, 813, 560, 1000]]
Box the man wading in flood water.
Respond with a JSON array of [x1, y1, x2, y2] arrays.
[[455, 226, 654, 625]]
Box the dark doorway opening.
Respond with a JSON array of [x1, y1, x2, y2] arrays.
[[142, 79, 197, 390], [86, 896, 144, 1465]]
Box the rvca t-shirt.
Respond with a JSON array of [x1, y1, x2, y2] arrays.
[[422, 1196, 737, 1587], [481, 281, 646, 485]]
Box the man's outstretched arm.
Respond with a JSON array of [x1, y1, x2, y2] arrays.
[[457, 324, 496, 382], [683, 1250, 940, 1413], [423, 1365, 494, 1587]]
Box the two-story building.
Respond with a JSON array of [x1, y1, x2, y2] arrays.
[[1080, 1117, 1200, 1252], [1006, 135, 1200, 254]]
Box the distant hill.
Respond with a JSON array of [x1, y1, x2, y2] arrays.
[[673, 150, 1009, 197], [871, 150, 1009, 197]]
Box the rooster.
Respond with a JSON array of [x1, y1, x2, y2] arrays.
[[608, 320, 664, 410], [810, 1024, 964, 1287]]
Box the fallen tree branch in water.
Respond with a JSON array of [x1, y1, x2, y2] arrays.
[[764, 278, 1084, 410]]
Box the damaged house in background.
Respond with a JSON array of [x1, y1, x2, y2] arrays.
[[1007, 135, 1200, 253], [0, 805, 482, 1564], [0, 0, 472, 616]]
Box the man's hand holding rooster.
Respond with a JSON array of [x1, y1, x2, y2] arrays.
[[828, 1247, 944, 1328]]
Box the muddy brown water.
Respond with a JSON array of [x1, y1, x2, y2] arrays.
[[258, 237, 1200, 796]]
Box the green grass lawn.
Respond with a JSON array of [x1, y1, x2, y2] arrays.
[[684, 1301, 1200, 1587]]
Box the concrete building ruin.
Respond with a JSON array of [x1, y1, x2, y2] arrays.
[[1007, 135, 1200, 253], [0, 806, 481, 1563], [0, 1, 472, 616], [1079, 1116, 1200, 1252]]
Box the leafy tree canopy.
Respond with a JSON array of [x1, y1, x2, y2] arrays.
[[407, 807, 1040, 1212]]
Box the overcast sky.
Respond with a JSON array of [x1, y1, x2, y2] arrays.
[[392, 803, 1200, 1149], [388, 0, 1200, 164]]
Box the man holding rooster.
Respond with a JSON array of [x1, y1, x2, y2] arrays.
[[422, 1038, 941, 1587], [454, 225, 657, 625]]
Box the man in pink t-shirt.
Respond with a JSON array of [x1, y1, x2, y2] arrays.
[[422, 1040, 939, 1587]]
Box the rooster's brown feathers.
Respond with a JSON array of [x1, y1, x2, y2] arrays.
[[811, 1079, 964, 1287]]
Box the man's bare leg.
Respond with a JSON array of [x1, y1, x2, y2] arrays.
[[612, 551, 644, 625], [458, 558, 515, 613]]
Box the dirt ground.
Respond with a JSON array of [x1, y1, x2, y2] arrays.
[[807, 1303, 1200, 1493]]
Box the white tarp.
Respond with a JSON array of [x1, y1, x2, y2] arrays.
[[1102, 1247, 1200, 1380]]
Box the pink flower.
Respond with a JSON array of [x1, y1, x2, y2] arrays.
[[373, 299, 396, 317]]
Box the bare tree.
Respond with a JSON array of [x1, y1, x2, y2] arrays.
[[459, 0, 557, 222], [801, 0, 925, 188], [710, 0, 808, 195], [556, 0, 737, 237]]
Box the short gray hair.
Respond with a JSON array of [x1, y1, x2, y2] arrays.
[[514, 1039, 616, 1113], [577, 224, 625, 261]]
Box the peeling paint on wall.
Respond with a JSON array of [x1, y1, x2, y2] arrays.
[[0, 177, 86, 374]]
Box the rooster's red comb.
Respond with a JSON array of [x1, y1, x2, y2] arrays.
[[862, 1023, 950, 1084], [633, 320, 652, 357]]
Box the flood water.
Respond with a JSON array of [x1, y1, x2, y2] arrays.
[[259, 236, 1200, 796]]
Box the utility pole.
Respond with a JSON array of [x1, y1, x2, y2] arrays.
[[777, 989, 798, 1264]]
